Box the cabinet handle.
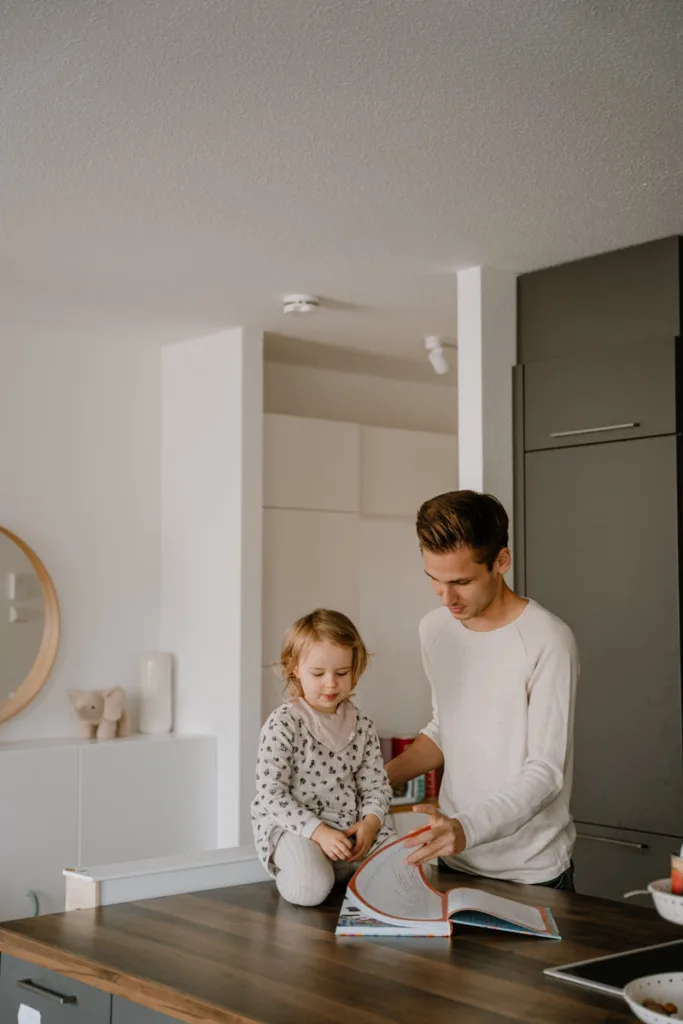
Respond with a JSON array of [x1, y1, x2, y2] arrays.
[[549, 422, 639, 438], [16, 978, 78, 1005], [576, 832, 648, 850]]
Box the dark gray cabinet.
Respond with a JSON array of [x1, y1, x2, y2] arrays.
[[0, 953, 111, 1023], [518, 236, 681, 362], [518, 235, 683, 902], [573, 823, 682, 906], [0, 955, 182, 1024], [523, 338, 676, 452], [525, 435, 683, 836]]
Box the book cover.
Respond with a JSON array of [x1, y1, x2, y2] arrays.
[[425, 768, 441, 799], [390, 775, 427, 806], [336, 891, 449, 937], [392, 736, 415, 756]]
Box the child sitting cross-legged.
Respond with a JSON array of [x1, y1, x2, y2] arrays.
[[252, 608, 396, 906]]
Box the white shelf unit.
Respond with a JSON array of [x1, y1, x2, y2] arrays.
[[0, 734, 216, 922]]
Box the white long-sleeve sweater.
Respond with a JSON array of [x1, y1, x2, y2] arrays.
[[420, 599, 579, 884]]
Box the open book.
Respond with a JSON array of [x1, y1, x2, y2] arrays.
[[336, 828, 560, 939]]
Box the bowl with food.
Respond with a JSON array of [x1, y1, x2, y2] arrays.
[[625, 881, 683, 927], [624, 973, 683, 1022]]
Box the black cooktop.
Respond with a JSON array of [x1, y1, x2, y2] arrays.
[[545, 939, 683, 996]]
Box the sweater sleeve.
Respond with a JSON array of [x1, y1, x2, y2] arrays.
[[355, 720, 393, 824], [419, 634, 442, 750], [255, 711, 324, 840], [457, 629, 579, 849]]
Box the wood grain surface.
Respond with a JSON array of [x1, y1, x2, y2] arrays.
[[0, 870, 679, 1023]]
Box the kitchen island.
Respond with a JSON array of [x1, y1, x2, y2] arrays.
[[0, 870, 678, 1023]]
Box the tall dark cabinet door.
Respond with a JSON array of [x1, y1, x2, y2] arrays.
[[525, 435, 683, 835]]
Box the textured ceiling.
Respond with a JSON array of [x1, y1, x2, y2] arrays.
[[2, 0, 683, 357]]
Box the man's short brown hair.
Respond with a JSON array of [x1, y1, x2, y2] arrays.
[[416, 490, 509, 570]]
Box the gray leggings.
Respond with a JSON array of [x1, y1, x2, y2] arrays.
[[273, 832, 355, 906]]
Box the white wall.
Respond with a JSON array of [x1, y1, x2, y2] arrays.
[[0, 330, 161, 741], [160, 328, 263, 847], [264, 361, 457, 434]]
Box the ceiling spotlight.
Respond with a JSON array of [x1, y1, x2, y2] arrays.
[[283, 294, 320, 315], [425, 336, 455, 375]]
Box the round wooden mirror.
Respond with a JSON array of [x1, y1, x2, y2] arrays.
[[0, 526, 61, 726]]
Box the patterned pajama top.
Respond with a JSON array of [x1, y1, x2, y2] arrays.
[[252, 698, 396, 875]]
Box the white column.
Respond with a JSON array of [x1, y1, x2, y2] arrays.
[[457, 267, 517, 571], [161, 328, 263, 847]]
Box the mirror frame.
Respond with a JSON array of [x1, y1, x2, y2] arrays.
[[0, 526, 61, 726]]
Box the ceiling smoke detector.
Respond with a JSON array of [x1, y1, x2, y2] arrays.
[[425, 336, 454, 375], [283, 294, 320, 315]]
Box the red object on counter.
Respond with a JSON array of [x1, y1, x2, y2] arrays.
[[392, 736, 415, 757]]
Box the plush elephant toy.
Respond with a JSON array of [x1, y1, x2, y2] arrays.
[[68, 687, 130, 740]]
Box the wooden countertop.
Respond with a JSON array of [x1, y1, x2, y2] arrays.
[[0, 870, 679, 1024]]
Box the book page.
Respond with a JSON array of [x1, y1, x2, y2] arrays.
[[447, 887, 547, 932], [351, 834, 446, 924]]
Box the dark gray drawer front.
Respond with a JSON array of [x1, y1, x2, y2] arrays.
[[113, 996, 178, 1022], [523, 338, 676, 451], [573, 824, 681, 906], [0, 954, 110, 1023]]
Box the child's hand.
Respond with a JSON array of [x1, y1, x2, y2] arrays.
[[344, 814, 381, 861], [311, 823, 354, 861]]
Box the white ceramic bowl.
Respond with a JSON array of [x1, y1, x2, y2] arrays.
[[645, 880, 683, 927], [624, 973, 683, 1022]]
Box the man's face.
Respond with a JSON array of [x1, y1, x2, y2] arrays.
[[422, 545, 507, 622]]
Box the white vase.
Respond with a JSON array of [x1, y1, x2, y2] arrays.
[[139, 652, 173, 734]]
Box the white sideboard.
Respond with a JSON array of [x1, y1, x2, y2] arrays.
[[0, 734, 216, 921]]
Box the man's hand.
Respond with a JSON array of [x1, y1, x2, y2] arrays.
[[403, 804, 467, 866], [344, 814, 381, 860], [311, 823, 354, 861]]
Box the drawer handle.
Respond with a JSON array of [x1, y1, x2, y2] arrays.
[[17, 978, 78, 1005], [576, 832, 648, 850], [549, 422, 639, 438]]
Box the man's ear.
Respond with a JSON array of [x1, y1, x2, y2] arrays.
[[495, 547, 511, 575]]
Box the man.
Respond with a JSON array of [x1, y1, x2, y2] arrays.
[[387, 490, 578, 890]]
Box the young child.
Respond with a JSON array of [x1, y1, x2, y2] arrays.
[[252, 608, 396, 906]]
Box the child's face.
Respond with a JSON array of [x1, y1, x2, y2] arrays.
[[296, 641, 355, 714]]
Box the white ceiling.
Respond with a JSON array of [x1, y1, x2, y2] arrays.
[[2, 1, 682, 358]]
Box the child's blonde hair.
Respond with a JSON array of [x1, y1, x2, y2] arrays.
[[280, 609, 369, 700]]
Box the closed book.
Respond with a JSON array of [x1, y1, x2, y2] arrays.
[[392, 736, 415, 757], [413, 775, 426, 801], [425, 768, 440, 799]]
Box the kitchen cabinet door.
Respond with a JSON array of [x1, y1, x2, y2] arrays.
[[360, 426, 457, 517], [525, 435, 683, 835], [523, 338, 675, 452], [573, 823, 682, 906], [0, 953, 110, 1022], [264, 414, 360, 513], [262, 508, 359, 667]]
